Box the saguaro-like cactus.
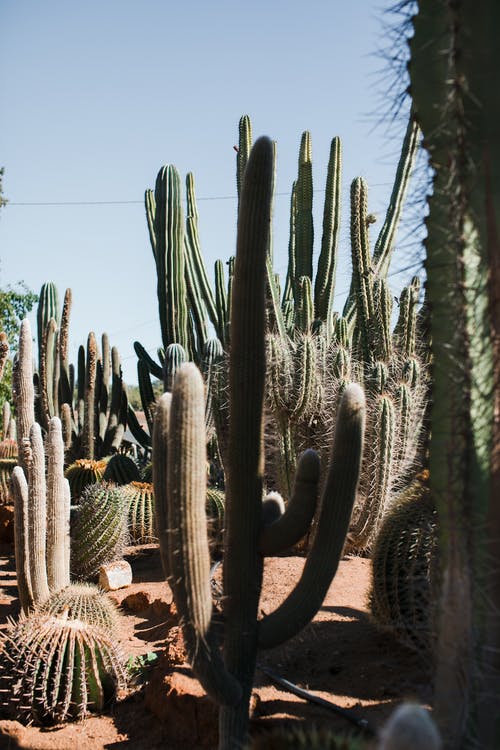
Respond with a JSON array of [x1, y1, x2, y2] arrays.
[[408, 3, 500, 747], [153, 137, 366, 750]]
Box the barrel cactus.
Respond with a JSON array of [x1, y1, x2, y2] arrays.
[[39, 582, 120, 630], [123, 481, 156, 544], [71, 482, 129, 580], [0, 612, 126, 725], [369, 478, 439, 653], [103, 453, 141, 485], [65, 458, 107, 501]]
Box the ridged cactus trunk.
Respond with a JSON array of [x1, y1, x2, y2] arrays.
[[409, 2, 500, 747], [153, 137, 366, 750]]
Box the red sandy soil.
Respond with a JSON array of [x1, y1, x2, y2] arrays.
[[0, 542, 432, 750]]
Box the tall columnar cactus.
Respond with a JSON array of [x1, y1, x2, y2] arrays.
[[153, 137, 366, 750], [145, 164, 190, 355], [408, 3, 500, 746], [10, 417, 71, 612]]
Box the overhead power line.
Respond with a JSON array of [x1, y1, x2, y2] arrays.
[[6, 184, 392, 207]]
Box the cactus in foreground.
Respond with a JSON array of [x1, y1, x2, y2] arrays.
[[71, 483, 129, 580], [370, 479, 439, 653], [0, 612, 126, 725], [408, 2, 500, 746], [153, 138, 366, 750], [248, 726, 366, 749], [379, 703, 442, 750]]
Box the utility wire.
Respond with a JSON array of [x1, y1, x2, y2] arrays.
[[6, 184, 393, 207]]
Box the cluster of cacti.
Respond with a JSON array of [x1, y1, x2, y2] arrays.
[[71, 482, 129, 580], [153, 137, 367, 749], [407, 2, 500, 746], [135, 114, 428, 558], [0, 612, 126, 724], [34, 282, 129, 461], [369, 477, 439, 653], [5, 323, 127, 724], [262, 117, 427, 550]]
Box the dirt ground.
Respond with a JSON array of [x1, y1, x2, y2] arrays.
[[0, 541, 432, 750]]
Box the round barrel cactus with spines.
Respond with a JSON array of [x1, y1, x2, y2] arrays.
[[103, 453, 141, 485], [370, 479, 439, 653], [206, 488, 225, 557], [39, 582, 120, 630], [71, 483, 129, 580], [64, 458, 107, 501], [123, 481, 156, 544], [0, 612, 126, 725]]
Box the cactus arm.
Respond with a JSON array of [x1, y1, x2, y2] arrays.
[[27, 422, 50, 606], [82, 333, 97, 460], [185, 172, 219, 329], [183, 233, 208, 361], [154, 165, 190, 353], [236, 114, 252, 208], [46, 417, 70, 593], [11, 466, 33, 611], [164, 365, 241, 706], [350, 178, 375, 362], [294, 132, 314, 285], [214, 259, 228, 345], [145, 189, 157, 259], [266, 257, 288, 340], [58, 288, 72, 407], [126, 404, 152, 450], [152, 392, 171, 578], [314, 136, 342, 323], [133, 340, 163, 380], [372, 115, 420, 278], [259, 449, 320, 556], [258, 383, 365, 649], [137, 359, 156, 437], [14, 319, 35, 471]]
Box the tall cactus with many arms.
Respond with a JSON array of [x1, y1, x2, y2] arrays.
[[153, 137, 366, 749], [408, 2, 500, 746]]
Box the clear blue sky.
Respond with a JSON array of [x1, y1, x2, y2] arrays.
[[0, 0, 418, 384]]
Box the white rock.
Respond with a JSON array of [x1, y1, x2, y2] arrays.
[[98, 560, 132, 591]]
